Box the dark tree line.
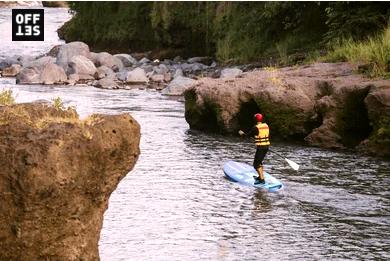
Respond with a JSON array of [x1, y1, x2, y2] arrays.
[[59, 1, 390, 63]]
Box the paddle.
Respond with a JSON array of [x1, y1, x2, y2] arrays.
[[268, 149, 300, 171], [238, 130, 300, 171]]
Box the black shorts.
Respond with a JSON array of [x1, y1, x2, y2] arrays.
[[253, 146, 269, 169]]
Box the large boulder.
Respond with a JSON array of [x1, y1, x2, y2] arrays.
[[94, 77, 119, 89], [18, 55, 36, 67], [47, 44, 62, 57], [40, 63, 67, 84], [184, 63, 390, 157], [16, 63, 67, 84], [162, 76, 197, 96], [16, 67, 41, 84], [56, 42, 90, 72], [125, 68, 148, 84], [94, 52, 123, 72], [96, 65, 115, 80], [0, 102, 140, 261], [68, 55, 97, 79], [113, 54, 137, 67], [24, 56, 56, 69]]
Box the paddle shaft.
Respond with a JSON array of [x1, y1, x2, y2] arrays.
[[268, 149, 284, 159]]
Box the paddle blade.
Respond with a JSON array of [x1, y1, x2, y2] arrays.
[[285, 158, 299, 171]]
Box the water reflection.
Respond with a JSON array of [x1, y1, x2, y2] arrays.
[[0, 59, 388, 261]]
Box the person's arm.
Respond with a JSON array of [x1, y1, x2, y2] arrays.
[[239, 126, 257, 137]]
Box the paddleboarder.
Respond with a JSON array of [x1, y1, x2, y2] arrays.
[[238, 113, 270, 185]]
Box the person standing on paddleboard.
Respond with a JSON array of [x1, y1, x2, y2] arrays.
[[238, 113, 270, 185]]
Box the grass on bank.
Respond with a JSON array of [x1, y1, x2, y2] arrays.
[[324, 27, 390, 78], [0, 90, 15, 106]]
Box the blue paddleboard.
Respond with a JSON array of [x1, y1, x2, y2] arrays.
[[223, 160, 283, 192]]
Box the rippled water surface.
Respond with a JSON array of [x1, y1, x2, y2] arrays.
[[1, 8, 389, 261]]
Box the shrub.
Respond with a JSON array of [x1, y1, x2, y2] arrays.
[[0, 90, 15, 106], [52, 97, 65, 110], [325, 27, 390, 77]]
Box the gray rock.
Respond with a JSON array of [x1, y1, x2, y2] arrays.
[[0, 57, 20, 69], [150, 74, 165, 83], [94, 77, 119, 89], [210, 61, 217, 68], [191, 62, 206, 72], [114, 54, 137, 67], [47, 45, 62, 57], [96, 65, 115, 79], [140, 64, 154, 73], [126, 68, 148, 84], [2, 64, 22, 77], [24, 56, 56, 69], [88, 52, 98, 64], [17, 55, 36, 67], [68, 74, 80, 81], [116, 69, 130, 82], [174, 69, 184, 78], [16, 68, 41, 84], [95, 52, 123, 72], [56, 42, 90, 72], [40, 63, 67, 84], [164, 72, 172, 82], [66, 73, 80, 85], [16, 63, 67, 84], [139, 57, 150, 64], [154, 64, 169, 75], [68, 55, 97, 77], [220, 68, 243, 79], [161, 76, 197, 96], [180, 63, 190, 71], [162, 59, 173, 65]]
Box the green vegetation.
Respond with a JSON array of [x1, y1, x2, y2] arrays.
[[325, 27, 390, 77], [0, 90, 15, 106], [52, 97, 65, 110], [61, 2, 390, 66]]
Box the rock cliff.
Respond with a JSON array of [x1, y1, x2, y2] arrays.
[[184, 63, 390, 157], [0, 102, 140, 260]]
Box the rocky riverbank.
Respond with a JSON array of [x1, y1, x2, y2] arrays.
[[0, 41, 243, 95], [184, 63, 390, 158], [1, 41, 388, 157], [0, 102, 140, 260], [0, 1, 42, 7]]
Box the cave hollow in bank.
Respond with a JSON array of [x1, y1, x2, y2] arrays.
[[336, 87, 372, 148]]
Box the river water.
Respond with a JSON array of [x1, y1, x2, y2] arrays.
[[1, 8, 389, 261]]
